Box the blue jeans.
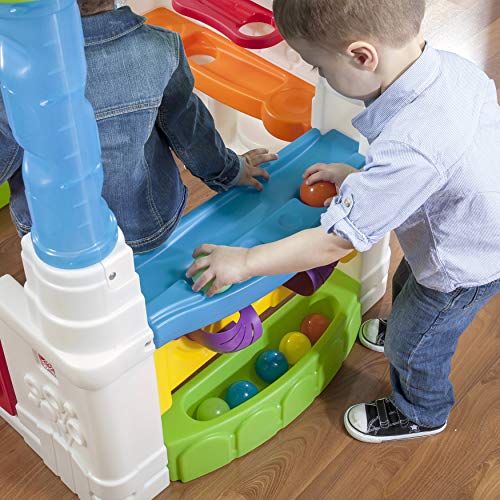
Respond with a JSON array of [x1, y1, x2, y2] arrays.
[[385, 259, 500, 427]]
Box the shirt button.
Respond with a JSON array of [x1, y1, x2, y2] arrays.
[[343, 198, 352, 208]]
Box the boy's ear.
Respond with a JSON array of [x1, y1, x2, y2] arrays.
[[347, 41, 379, 72]]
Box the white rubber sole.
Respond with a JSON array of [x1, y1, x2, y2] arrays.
[[344, 406, 447, 443], [358, 327, 385, 353]]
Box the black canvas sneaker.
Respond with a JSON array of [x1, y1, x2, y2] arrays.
[[359, 318, 387, 352], [344, 397, 447, 443]]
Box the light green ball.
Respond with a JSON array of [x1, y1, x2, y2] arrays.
[[192, 255, 232, 295], [196, 397, 230, 421]]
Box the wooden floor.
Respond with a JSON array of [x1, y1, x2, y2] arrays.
[[1, 0, 499, 498]]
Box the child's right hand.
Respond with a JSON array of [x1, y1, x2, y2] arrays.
[[303, 163, 359, 206]]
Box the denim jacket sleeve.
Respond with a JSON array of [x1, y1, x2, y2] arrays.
[[0, 94, 23, 186], [156, 34, 243, 192]]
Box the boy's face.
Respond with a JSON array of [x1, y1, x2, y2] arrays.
[[289, 38, 381, 102]]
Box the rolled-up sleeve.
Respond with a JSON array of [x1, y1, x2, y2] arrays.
[[321, 140, 445, 252]]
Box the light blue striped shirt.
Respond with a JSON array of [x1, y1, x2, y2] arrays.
[[321, 44, 500, 292]]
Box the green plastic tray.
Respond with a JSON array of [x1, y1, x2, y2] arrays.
[[162, 269, 361, 482], [0, 183, 9, 210]]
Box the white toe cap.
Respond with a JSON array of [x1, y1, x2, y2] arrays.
[[361, 319, 381, 344], [347, 403, 368, 433]]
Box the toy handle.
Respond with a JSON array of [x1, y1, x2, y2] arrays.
[[172, 0, 283, 49], [284, 262, 338, 296], [189, 305, 262, 353]]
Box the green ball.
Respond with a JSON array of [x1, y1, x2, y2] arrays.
[[192, 255, 232, 295], [196, 397, 230, 421]]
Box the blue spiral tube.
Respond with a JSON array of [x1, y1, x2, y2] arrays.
[[0, 0, 118, 269]]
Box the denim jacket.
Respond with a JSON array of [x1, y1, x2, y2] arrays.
[[0, 7, 242, 253]]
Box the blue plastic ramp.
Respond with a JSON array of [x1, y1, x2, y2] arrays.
[[135, 129, 364, 348]]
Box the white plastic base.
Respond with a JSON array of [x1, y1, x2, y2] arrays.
[[0, 231, 169, 500]]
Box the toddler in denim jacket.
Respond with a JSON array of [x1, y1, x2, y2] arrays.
[[0, 0, 274, 253]]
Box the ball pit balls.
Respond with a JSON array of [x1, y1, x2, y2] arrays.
[[225, 380, 259, 409], [255, 350, 289, 383], [300, 180, 337, 208], [279, 332, 312, 365], [196, 397, 230, 421], [191, 254, 232, 295], [300, 313, 331, 344]]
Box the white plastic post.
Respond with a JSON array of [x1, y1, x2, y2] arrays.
[[0, 230, 169, 499]]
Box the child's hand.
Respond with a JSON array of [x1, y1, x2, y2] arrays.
[[186, 244, 251, 297], [238, 148, 277, 191], [303, 163, 358, 205]]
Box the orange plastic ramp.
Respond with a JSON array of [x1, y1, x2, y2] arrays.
[[146, 8, 314, 142]]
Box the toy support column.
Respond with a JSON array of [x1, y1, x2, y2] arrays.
[[0, 1, 169, 498]]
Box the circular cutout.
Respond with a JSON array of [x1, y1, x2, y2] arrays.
[[189, 54, 216, 65], [239, 22, 275, 37]]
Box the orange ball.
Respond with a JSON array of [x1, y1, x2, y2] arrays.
[[300, 313, 331, 344], [300, 180, 337, 208]]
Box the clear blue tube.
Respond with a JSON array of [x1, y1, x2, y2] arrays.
[[0, 0, 118, 269]]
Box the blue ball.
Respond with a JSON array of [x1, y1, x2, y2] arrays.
[[225, 380, 259, 409], [255, 350, 289, 383]]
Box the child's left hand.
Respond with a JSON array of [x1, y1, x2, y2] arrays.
[[238, 148, 277, 191], [186, 244, 250, 297]]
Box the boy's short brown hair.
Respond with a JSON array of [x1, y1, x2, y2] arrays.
[[273, 0, 425, 49], [77, 0, 114, 17]]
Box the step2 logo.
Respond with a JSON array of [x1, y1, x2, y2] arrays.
[[38, 354, 56, 378]]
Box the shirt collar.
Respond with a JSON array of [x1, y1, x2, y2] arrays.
[[352, 43, 441, 143], [82, 6, 145, 47]]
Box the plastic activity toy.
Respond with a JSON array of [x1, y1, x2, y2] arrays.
[[162, 269, 361, 482], [0, 1, 392, 498], [225, 380, 259, 408], [146, 8, 315, 142], [279, 331, 312, 365], [135, 128, 365, 352], [172, 0, 283, 49], [301, 313, 331, 344], [255, 349, 288, 383], [0, 183, 9, 209], [300, 179, 338, 208], [0, 342, 16, 416], [196, 397, 230, 420]]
